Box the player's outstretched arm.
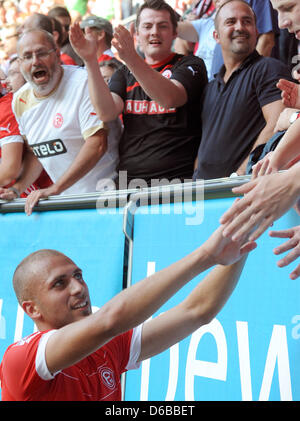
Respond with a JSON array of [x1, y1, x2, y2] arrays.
[[138, 230, 256, 361], [69, 23, 123, 121], [44, 226, 256, 374]]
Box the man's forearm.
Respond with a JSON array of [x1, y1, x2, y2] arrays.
[[13, 149, 43, 195], [46, 241, 217, 374], [236, 125, 274, 175], [104, 244, 216, 333], [286, 163, 300, 199], [271, 118, 300, 170], [123, 53, 188, 109], [53, 131, 107, 195], [139, 257, 247, 361], [85, 57, 121, 121], [237, 108, 284, 175]]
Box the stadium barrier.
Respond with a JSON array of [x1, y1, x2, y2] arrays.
[[0, 177, 299, 401]]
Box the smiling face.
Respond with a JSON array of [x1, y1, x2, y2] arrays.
[[21, 252, 92, 330], [17, 30, 62, 97], [214, 0, 258, 59], [271, 0, 300, 39], [136, 8, 177, 64]]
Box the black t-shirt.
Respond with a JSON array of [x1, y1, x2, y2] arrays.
[[193, 51, 292, 180], [109, 53, 207, 185]]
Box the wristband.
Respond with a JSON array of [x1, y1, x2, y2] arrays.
[[8, 186, 20, 198]]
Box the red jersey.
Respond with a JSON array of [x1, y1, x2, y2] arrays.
[[0, 92, 21, 147], [0, 326, 142, 401], [60, 52, 77, 66], [97, 50, 114, 63]]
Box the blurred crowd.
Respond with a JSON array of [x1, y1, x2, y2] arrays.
[[0, 0, 195, 62]]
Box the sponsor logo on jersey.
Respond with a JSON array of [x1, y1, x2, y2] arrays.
[[124, 100, 176, 115], [53, 113, 63, 128], [31, 139, 67, 158], [99, 367, 116, 389]]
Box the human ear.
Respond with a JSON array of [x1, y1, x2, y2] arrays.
[[22, 300, 41, 321], [213, 29, 220, 44]]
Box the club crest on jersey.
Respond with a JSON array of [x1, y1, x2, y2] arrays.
[[31, 139, 67, 158], [161, 69, 172, 79], [99, 367, 116, 390], [53, 113, 63, 128]]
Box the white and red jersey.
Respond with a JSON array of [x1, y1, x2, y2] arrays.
[[12, 65, 120, 194], [0, 326, 142, 401]]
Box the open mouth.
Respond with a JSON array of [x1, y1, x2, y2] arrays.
[[32, 69, 48, 83]]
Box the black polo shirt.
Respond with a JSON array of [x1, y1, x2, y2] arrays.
[[193, 50, 292, 180]]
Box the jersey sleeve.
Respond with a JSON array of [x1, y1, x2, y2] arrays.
[[125, 324, 143, 370], [170, 55, 208, 102], [255, 58, 293, 108], [104, 325, 142, 375], [0, 331, 56, 400]]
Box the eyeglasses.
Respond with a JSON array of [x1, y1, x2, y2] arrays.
[[19, 48, 56, 63]]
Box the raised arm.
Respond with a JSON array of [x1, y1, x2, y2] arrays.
[[138, 256, 247, 361], [177, 21, 199, 43], [44, 226, 256, 374], [112, 25, 188, 109], [69, 23, 123, 121]]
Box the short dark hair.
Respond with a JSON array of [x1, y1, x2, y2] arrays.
[[99, 58, 122, 71], [48, 6, 71, 20], [136, 0, 179, 33], [214, 0, 257, 31]]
